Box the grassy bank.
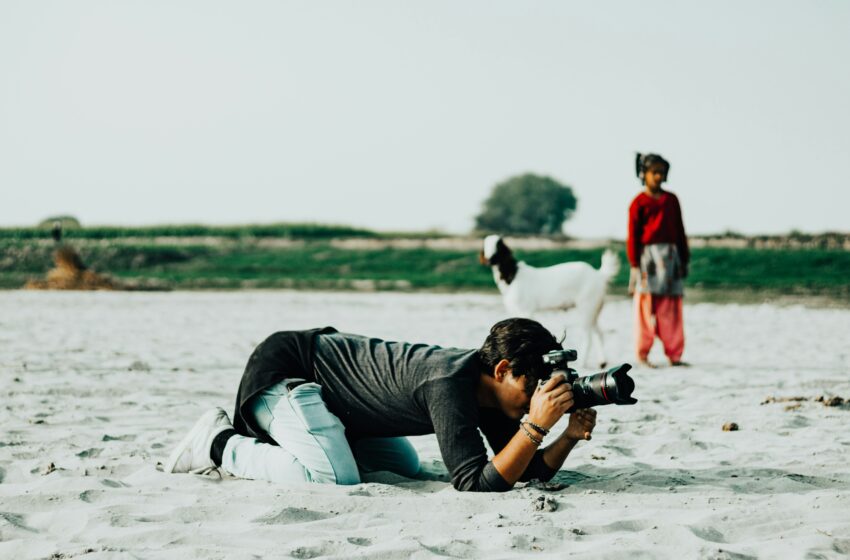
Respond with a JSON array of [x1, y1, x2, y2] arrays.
[[0, 223, 448, 241], [2, 235, 848, 300]]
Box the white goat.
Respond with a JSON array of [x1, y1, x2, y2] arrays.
[[480, 235, 620, 368]]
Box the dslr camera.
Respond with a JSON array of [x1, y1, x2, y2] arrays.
[[541, 350, 637, 412]]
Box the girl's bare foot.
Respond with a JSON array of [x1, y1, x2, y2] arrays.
[[636, 359, 656, 369]]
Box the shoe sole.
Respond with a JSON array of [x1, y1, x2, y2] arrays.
[[164, 409, 221, 473]]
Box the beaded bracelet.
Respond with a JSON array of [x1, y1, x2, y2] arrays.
[[526, 421, 549, 436], [520, 422, 543, 446]]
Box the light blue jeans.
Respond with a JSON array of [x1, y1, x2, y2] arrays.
[[221, 380, 420, 485]]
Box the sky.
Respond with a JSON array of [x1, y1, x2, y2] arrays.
[[1, 1, 848, 238]]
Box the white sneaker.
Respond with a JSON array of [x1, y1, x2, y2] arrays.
[[164, 407, 232, 474]]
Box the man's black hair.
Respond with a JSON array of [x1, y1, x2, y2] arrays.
[[635, 153, 671, 182], [478, 318, 562, 395]]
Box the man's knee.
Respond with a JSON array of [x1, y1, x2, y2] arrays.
[[255, 382, 361, 486], [327, 465, 361, 485], [354, 437, 421, 478], [394, 451, 421, 478]]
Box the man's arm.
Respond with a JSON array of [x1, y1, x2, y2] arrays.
[[541, 409, 597, 472], [483, 407, 598, 482], [479, 410, 555, 483], [425, 375, 575, 491], [424, 379, 514, 492], [490, 426, 550, 484], [491, 376, 577, 485]]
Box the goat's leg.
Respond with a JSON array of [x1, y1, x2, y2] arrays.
[[571, 303, 595, 368], [592, 323, 607, 369], [585, 297, 607, 368], [572, 324, 592, 368]]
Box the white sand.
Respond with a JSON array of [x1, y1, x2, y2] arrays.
[[1, 290, 848, 559]]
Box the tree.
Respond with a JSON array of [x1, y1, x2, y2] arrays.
[[38, 215, 81, 230], [474, 174, 577, 235]]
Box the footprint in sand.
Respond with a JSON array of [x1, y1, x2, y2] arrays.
[[252, 507, 331, 525], [709, 548, 758, 560], [597, 519, 655, 533], [127, 360, 151, 372], [0, 511, 38, 533], [420, 539, 475, 557], [79, 490, 103, 503], [602, 444, 635, 457], [785, 415, 811, 428], [509, 534, 552, 552], [689, 525, 728, 543], [76, 448, 104, 458], [101, 434, 136, 442], [289, 542, 339, 559]]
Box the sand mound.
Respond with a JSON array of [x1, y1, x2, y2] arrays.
[[24, 246, 124, 291], [25, 245, 118, 291]]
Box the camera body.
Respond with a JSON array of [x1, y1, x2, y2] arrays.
[[541, 349, 579, 385], [540, 349, 637, 412]]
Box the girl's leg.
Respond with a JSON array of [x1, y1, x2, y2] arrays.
[[221, 381, 360, 485], [634, 292, 655, 361], [655, 296, 685, 363], [352, 437, 421, 478]]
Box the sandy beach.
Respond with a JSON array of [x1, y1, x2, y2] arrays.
[[1, 290, 848, 559]]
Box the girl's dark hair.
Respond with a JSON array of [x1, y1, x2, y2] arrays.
[[478, 318, 562, 395], [635, 153, 670, 182]]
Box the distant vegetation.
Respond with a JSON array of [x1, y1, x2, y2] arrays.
[[475, 174, 577, 235], [2, 224, 848, 302], [37, 215, 82, 230], [0, 223, 381, 240]]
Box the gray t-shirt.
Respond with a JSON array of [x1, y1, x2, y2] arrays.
[[312, 331, 555, 492]]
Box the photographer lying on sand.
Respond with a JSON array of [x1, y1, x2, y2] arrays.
[[165, 318, 601, 492]]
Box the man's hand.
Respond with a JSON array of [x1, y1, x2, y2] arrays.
[[564, 408, 597, 441], [539, 407, 598, 472], [527, 374, 573, 430]]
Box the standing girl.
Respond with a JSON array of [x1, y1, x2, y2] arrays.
[[627, 153, 689, 367]]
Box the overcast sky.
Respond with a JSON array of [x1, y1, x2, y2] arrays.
[[1, 1, 848, 238]]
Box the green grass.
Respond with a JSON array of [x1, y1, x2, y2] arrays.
[[0, 223, 380, 240], [3, 237, 848, 299], [686, 248, 850, 292]]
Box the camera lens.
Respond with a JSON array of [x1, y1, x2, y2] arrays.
[[569, 364, 637, 411]]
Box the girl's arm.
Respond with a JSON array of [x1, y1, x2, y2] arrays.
[[627, 199, 642, 269], [673, 195, 689, 272], [627, 199, 643, 294]]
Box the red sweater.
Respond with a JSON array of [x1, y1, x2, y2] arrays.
[[627, 191, 689, 268]]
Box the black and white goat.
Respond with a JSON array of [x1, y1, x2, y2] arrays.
[[479, 235, 620, 368]]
